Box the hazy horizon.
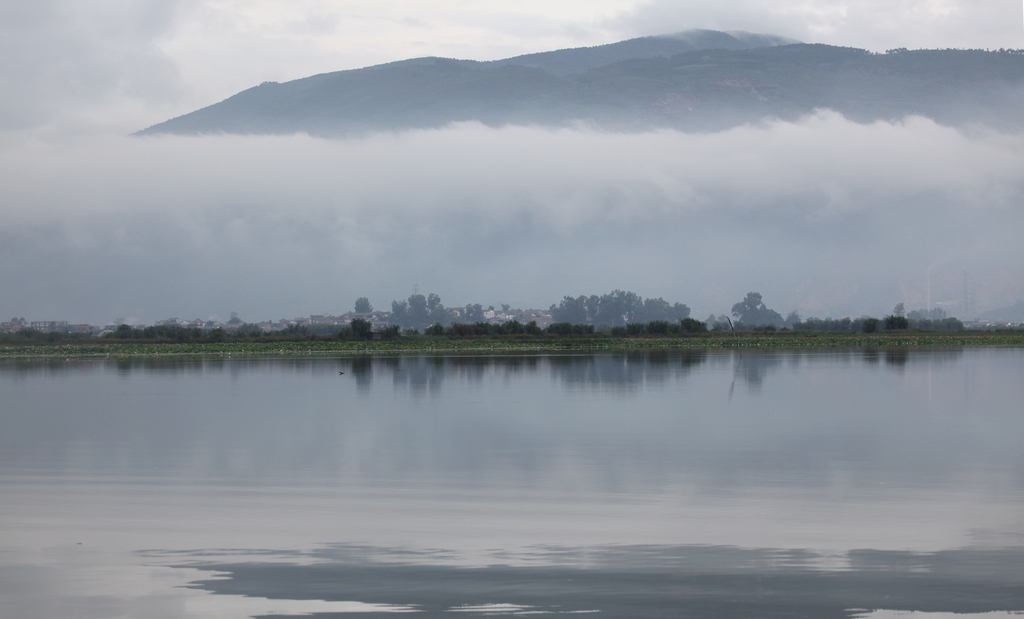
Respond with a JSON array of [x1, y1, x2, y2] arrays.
[[3, 113, 1022, 326], [2, 1, 1023, 325]]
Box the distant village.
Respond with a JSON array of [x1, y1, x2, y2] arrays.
[[3, 291, 1022, 336], [0, 307, 558, 336], [3, 310, 1022, 336]]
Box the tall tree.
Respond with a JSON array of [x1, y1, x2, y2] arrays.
[[390, 300, 408, 326], [464, 304, 485, 323], [407, 294, 429, 327], [552, 291, 690, 325], [591, 290, 642, 325], [350, 318, 372, 337], [427, 294, 450, 326], [550, 296, 589, 324], [731, 292, 784, 327], [354, 297, 373, 313], [637, 297, 690, 322]]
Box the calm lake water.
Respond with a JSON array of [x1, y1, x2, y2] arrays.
[[1, 349, 1023, 618]]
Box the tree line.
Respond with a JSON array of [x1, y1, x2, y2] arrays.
[[1, 291, 977, 346], [381, 289, 693, 332], [549, 290, 691, 326], [712, 294, 965, 332]]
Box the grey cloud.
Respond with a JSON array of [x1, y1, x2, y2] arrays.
[[609, 0, 1024, 51], [0, 0, 183, 132], [1, 113, 1021, 324], [606, 0, 810, 44]]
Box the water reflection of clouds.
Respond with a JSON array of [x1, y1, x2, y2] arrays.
[[173, 543, 1024, 618], [299, 542, 1024, 579]]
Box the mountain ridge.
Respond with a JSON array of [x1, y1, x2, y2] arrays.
[[136, 31, 1024, 137]]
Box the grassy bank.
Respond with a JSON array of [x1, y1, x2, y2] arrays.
[[1, 331, 1022, 359]]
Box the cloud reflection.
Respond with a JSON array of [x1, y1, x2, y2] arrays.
[[176, 543, 1024, 618]]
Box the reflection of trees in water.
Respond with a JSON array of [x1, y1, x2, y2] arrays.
[[2, 348, 966, 388], [885, 349, 910, 367], [350, 356, 373, 392], [884, 348, 963, 371], [726, 348, 968, 391], [368, 353, 710, 392], [549, 351, 708, 388], [730, 352, 784, 392], [389, 356, 445, 394], [332, 352, 711, 391], [1, 352, 706, 390], [348, 355, 544, 395]]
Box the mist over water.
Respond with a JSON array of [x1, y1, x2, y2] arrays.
[[2, 112, 1022, 323]]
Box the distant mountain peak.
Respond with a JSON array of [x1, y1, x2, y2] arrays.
[[135, 31, 1024, 137], [479, 29, 800, 76]]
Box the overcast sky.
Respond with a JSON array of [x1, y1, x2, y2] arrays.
[[1, 0, 1023, 324]]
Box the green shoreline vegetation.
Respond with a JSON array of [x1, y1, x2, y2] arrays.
[[2, 329, 1022, 359]]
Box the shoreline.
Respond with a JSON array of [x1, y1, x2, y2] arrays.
[[1, 332, 1022, 359]]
